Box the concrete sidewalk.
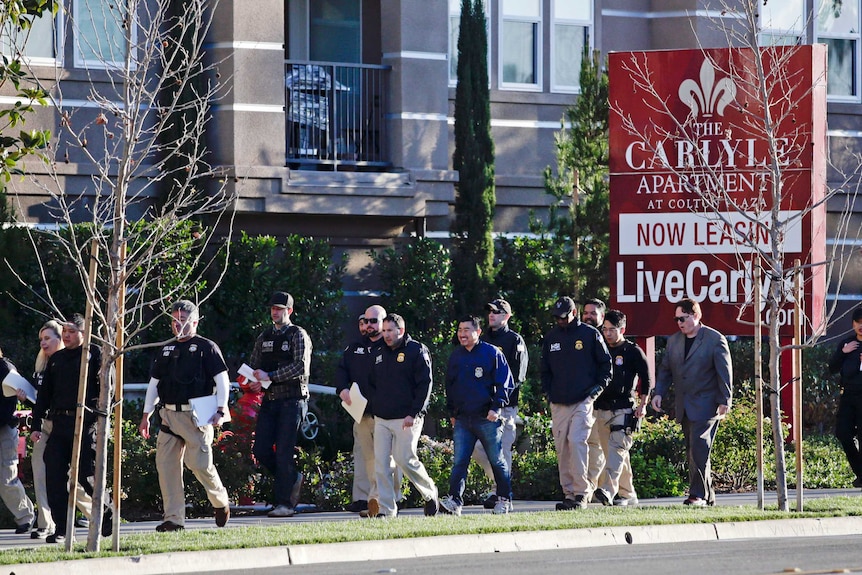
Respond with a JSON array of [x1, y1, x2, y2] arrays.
[[4, 488, 862, 575]]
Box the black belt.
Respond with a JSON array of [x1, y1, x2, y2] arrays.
[[51, 409, 75, 417], [263, 385, 305, 401]]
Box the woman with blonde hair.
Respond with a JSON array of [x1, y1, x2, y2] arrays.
[[26, 320, 92, 539]]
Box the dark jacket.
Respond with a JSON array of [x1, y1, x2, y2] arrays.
[[595, 339, 653, 411], [0, 358, 20, 428], [334, 335, 385, 414], [32, 344, 101, 432], [541, 319, 612, 405], [446, 341, 514, 418], [829, 335, 862, 392], [368, 334, 433, 420], [481, 324, 528, 408]]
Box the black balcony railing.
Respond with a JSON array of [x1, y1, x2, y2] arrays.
[[285, 60, 391, 170]]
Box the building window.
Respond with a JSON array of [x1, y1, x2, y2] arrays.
[[551, 0, 591, 92], [448, 0, 490, 85], [816, 0, 861, 101], [1, 9, 59, 64], [758, 0, 805, 46], [500, 0, 541, 89], [73, 0, 130, 69]]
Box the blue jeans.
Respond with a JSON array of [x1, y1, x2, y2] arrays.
[[449, 416, 511, 505], [254, 397, 305, 506]]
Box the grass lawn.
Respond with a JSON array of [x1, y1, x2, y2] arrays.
[[4, 496, 862, 566]]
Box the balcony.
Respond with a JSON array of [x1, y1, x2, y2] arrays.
[[285, 60, 391, 171]]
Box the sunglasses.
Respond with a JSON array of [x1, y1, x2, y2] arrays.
[[361, 318, 380, 324], [674, 315, 690, 323]]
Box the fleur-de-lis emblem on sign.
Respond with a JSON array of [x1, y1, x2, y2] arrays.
[[678, 59, 736, 118]]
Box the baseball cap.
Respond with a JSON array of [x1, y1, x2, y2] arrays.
[[551, 296, 576, 317], [269, 292, 294, 309], [486, 299, 512, 315]]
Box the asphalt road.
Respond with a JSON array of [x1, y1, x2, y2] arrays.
[[209, 534, 862, 575]]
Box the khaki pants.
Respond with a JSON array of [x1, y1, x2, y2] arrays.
[[352, 415, 376, 501], [586, 422, 605, 494], [373, 416, 437, 517], [551, 400, 594, 500], [0, 424, 34, 525], [156, 409, 229, 525], [353, 414, 401, 503], [32, 419, 92, 531], [594, 408, 635, 498]]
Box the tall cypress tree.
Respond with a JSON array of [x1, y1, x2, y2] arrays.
[[451, 0, 495, 316]]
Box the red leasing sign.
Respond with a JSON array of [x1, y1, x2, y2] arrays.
[[608, 46, 827, 337]]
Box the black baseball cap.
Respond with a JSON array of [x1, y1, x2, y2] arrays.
[[551, 296, 576, 317], [269, 292, 294, 309]]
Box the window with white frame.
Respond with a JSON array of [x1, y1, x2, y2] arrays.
[[500, 0, 541, 89], [1, 10, 59, 64], [73, 0, 130, 68], [816, 0, 861, 101], [448, 0, 490, 85], [758, 0, 805, 46], [551, 0, 591, 92]]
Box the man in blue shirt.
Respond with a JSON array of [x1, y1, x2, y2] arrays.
[[472, 299, 528, 509], [440, 316, 514, 516]]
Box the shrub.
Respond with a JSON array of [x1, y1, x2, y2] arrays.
[[519, 411, 554, 453], [802, 344, 840, 435], [630, 451, 687, 498], [777, 435, 855, 489], [206, 232, 348, 381], [369, 238, 453, 346], [630, 415, 687, 498], [493, 235, 571, 343], [711, 400, 779, 491], [296, 447, 353, 511], [512, 449, 562, 500]]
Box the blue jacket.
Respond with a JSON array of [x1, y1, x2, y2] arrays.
[[541, 319, 612, 405], [368, 334, 433, 420], [446, 341, 514, 418]]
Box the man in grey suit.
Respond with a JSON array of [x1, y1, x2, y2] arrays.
[[651, 298, 732, 507]]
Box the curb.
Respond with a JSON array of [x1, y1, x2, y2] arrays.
[[10, 516, 862, 575]]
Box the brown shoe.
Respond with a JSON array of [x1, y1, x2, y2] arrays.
[[155, 521, 184, 532], [215, 505, 230, 527], [366, 498, 379, 518]]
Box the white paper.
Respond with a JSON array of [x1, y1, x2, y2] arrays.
[[238, 363, 271, 389], [238, 363, 258, 381], [189, 394, 231, 426], [340, 382, 367, 424], [2, 370, 36, 403]]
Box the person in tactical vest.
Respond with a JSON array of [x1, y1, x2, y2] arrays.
[[248, 292, 312, 518], [139, 300, 231, 532]]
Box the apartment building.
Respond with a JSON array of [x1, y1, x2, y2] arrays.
[[3, 0, 860, 312]]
